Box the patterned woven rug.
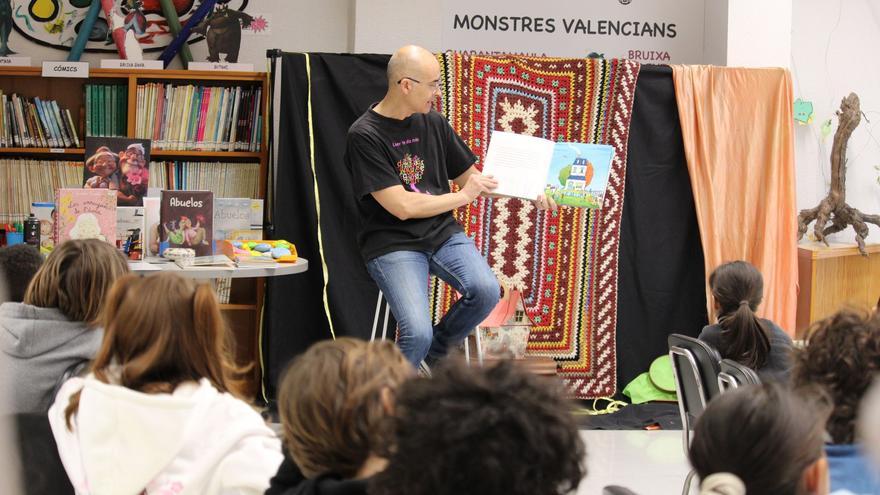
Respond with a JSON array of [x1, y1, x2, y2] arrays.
[[430, 53, 640, 399]]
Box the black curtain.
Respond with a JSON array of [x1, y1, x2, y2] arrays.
[[264, 55, 707, 401], [616, 64, 708, 388], [264, 53, 391, 401]]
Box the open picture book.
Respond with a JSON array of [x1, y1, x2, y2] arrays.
[[481, 131, 615, 209]]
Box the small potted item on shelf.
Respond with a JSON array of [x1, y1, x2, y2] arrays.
[[218, 239, 297, 265]]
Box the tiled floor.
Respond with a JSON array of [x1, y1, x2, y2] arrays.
[[577, 430, 697, 495]]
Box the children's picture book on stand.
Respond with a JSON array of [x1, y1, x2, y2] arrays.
[[55, 188, 116, 245], [82, 137, 151, 207], [159, 190, 214, 257], [481, 131, 614, 209], [214, 198, 252, 248]]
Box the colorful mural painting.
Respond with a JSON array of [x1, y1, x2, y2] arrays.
[[9, 0, 249, 53]]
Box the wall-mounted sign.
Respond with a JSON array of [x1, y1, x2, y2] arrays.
[[441, 0, 706, 64]]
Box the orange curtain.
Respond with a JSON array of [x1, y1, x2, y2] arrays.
[[672, 66, 797, 334]]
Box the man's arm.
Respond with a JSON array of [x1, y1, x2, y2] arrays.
[[372, 173, 498, 221], [453, 165, 558, 211], [451, 165, 481, 190]]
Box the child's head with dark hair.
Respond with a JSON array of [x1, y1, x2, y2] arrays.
[[709, 260, 771, 369], [792, 308, 880, 444], [689, 382, 830, 495], [370, 361, 586, 495], [0, 244, 43, 302]]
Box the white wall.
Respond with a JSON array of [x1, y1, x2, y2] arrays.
[[726, 0, 791, 67], [354, 0, 442, 53], [703, 0, 728, 65], [792, 0, 880, 242]]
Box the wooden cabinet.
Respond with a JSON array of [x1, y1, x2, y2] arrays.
[[796, 242, 880, 337]]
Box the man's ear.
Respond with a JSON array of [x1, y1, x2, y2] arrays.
[[398, 79, 414, 95], [802, 455, 829, 495]]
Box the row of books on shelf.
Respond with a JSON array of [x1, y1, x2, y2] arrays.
[[134, 83, 263, 152], [0, 158, 261, 223], [166, 160, 260, 198], [0, 92, 80, 148], [85, 84, 127, 138]]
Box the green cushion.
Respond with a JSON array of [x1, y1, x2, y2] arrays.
[[649, 354, 676, 393]]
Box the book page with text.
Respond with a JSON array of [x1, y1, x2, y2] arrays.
[[482, 131, 554, 200]]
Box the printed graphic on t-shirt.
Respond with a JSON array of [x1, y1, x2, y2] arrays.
[[397, 153, 430, 194]]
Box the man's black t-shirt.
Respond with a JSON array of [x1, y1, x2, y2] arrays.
[[344, 107, 476, 261]]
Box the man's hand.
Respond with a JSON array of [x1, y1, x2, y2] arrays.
[[461, 173, 499, 202], [534, 193, 558, 212]]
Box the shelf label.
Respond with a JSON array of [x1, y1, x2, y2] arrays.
[[188, 61, 255, 72], [0, 56, 31, 67], [41, 61, 89, 78], [49, 148, 66, 153], [101, 59, 164, 70]]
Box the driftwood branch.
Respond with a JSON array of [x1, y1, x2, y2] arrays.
[[797, 93, 880, 256]]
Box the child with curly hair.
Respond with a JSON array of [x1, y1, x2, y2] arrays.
[[792, 309, 880, 494], [0, 244, 43, 303], [369, 361, 586, 495]]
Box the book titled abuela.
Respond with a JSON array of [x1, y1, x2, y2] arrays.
[[159, 190, 213, 257]]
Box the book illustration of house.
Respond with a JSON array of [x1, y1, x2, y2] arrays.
[[564, 157, 595, 191]]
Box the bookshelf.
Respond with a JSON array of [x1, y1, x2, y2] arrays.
[[0, 66, 271, 399]]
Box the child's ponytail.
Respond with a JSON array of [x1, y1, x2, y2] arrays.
[[718, 299, 771, 369], [709, 261, 772, 369]]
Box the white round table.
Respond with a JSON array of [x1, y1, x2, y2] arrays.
[[128, 257, 309, 279]]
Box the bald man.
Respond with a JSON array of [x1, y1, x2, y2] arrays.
[[344, 45, 554, 368]]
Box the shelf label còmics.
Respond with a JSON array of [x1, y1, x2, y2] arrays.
[[41, 62, 89, 78]]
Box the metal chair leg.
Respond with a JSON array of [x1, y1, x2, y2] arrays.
[[474, 326, 484, 366], [380, 301, 390, 341], [682, 468, 697, 495], [369, 291, 383, 342]]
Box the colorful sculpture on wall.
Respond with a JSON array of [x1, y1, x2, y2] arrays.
[[10, 0, 249, 54]]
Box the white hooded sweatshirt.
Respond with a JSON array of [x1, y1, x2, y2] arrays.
[[48, 375, 283, 495]]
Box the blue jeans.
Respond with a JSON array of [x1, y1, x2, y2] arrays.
[[366, 232, 500, 366]]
